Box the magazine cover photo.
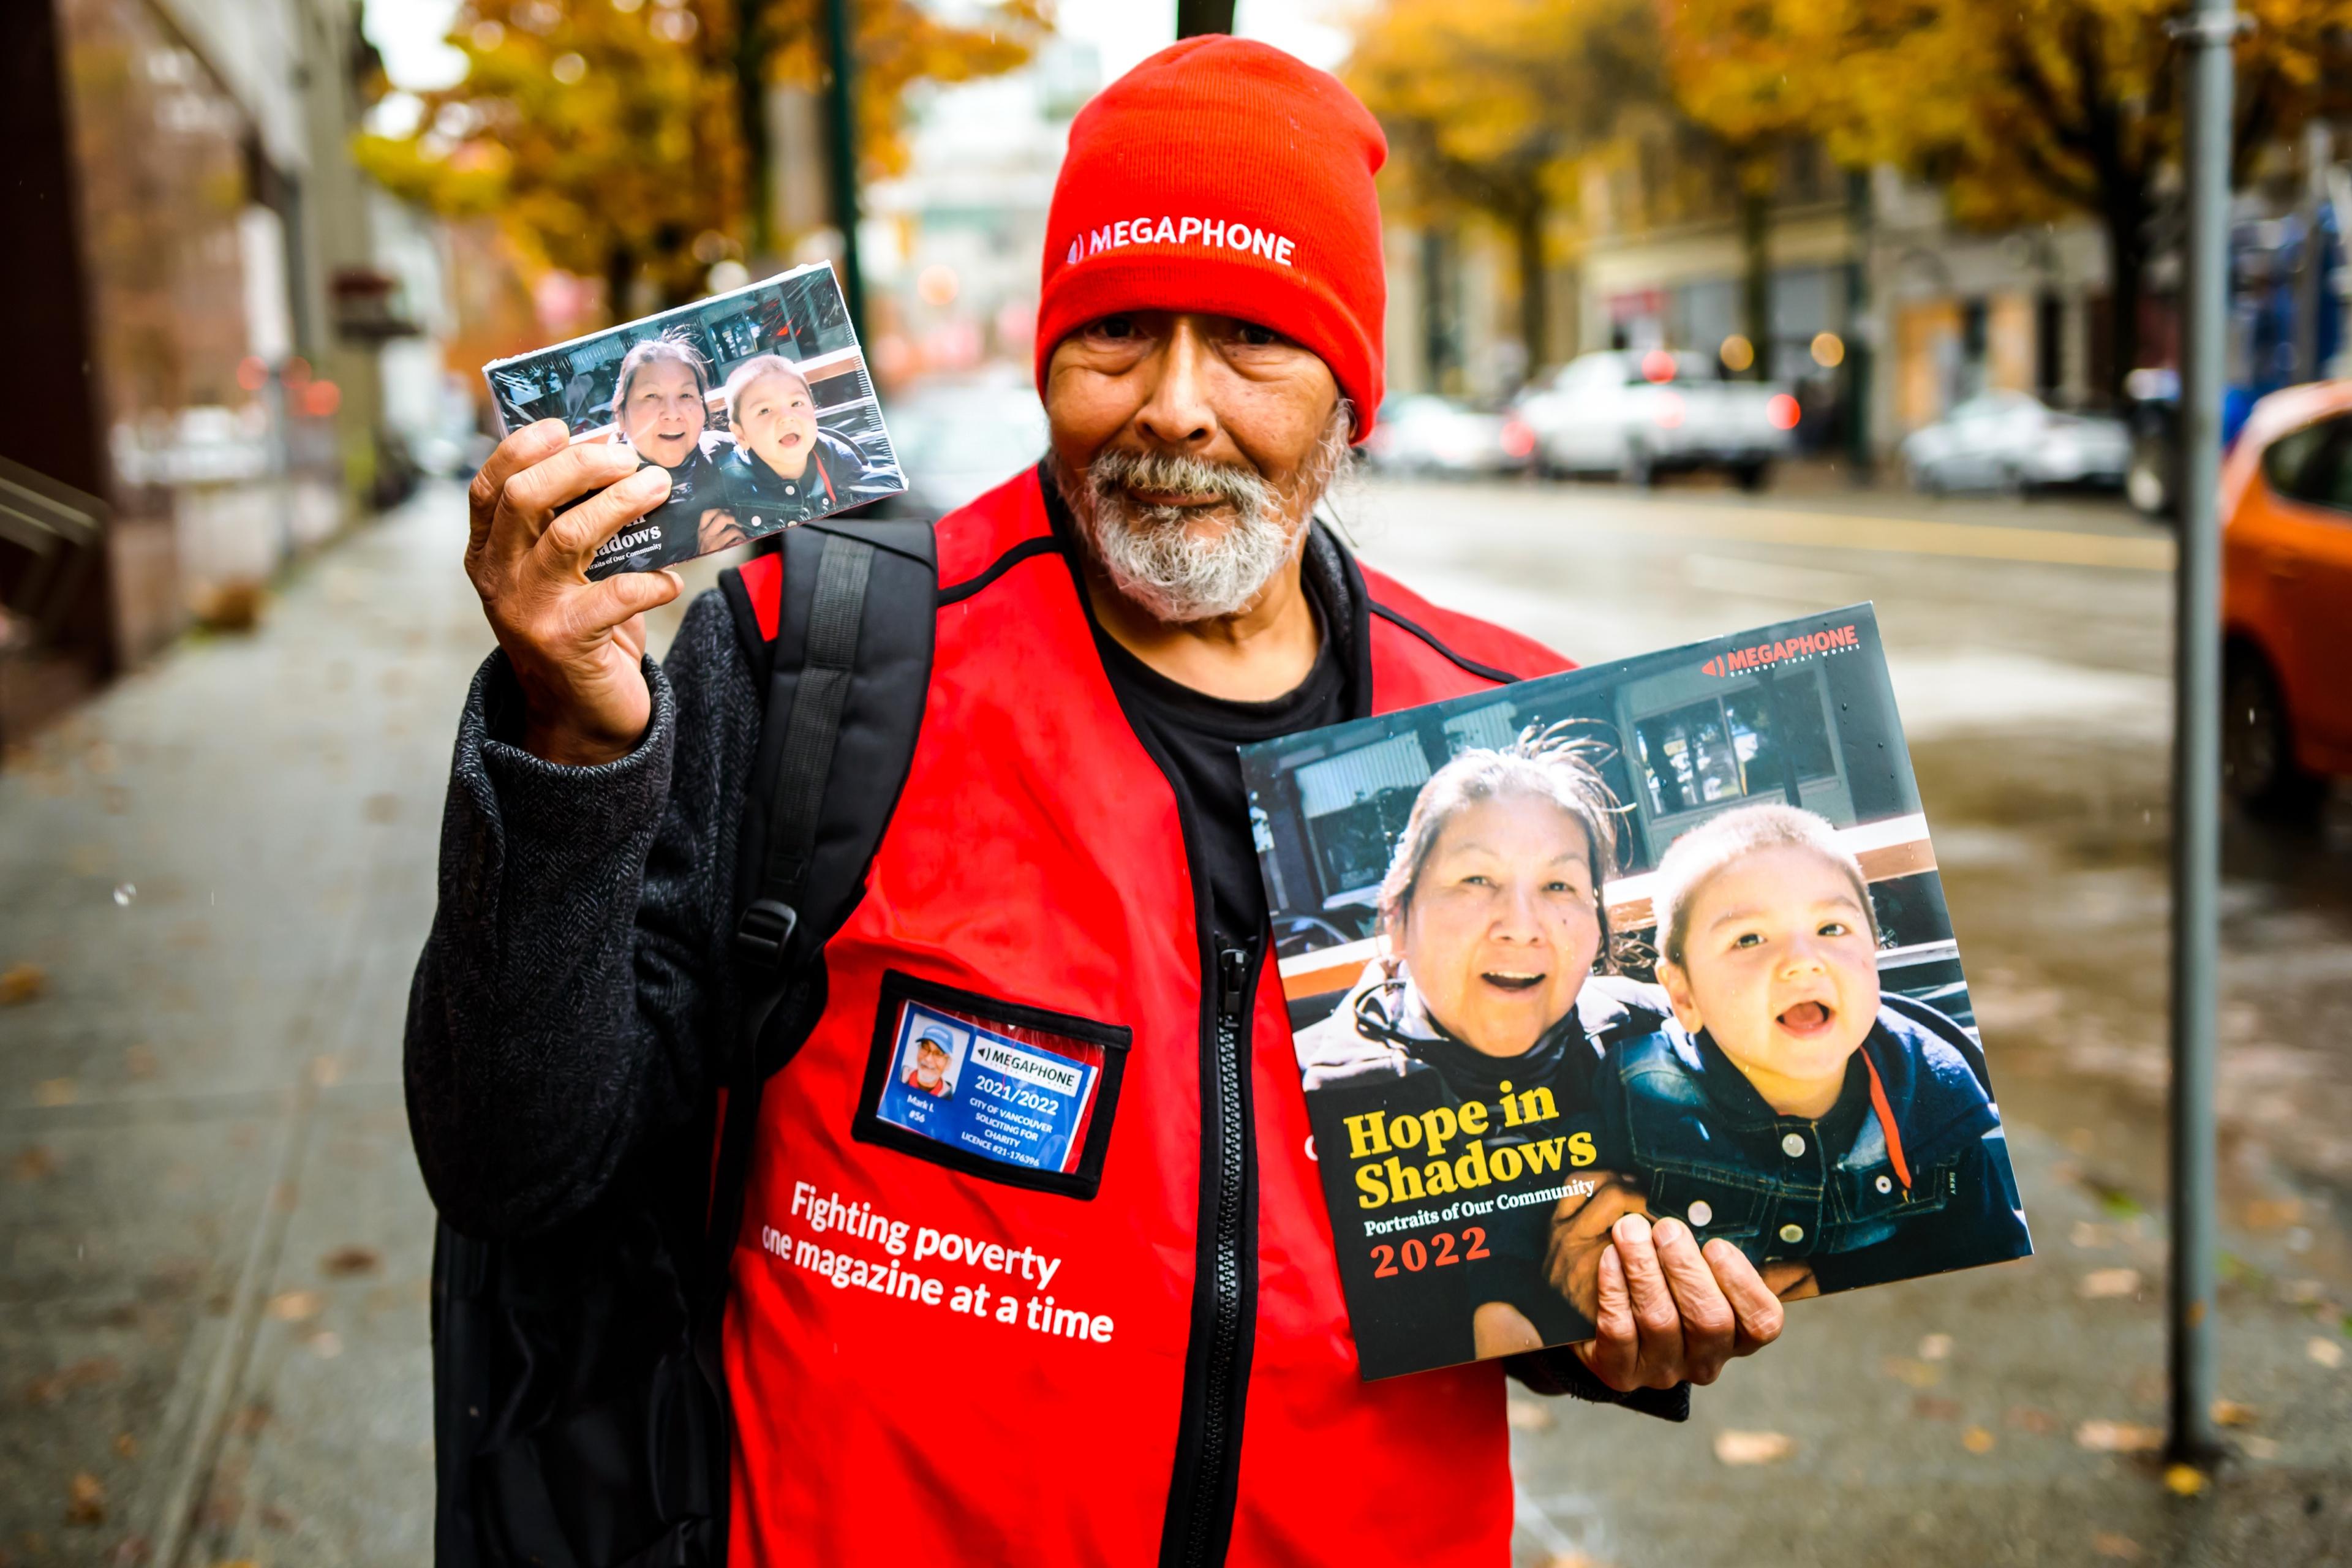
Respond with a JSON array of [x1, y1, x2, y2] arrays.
[[1240, 605, 2032, 1381], [481, 262, 905, 580]]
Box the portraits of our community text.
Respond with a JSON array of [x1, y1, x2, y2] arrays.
[[1242, 606, 2032, 1380], [482, 263, 905, 580]]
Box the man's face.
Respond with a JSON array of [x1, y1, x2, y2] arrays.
[[1044, 312, 1344, 623], [619, 360, 706, 469], [736, 371, 820, 480], [913, 1039, 949, 1087]]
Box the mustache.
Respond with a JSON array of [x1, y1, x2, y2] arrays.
[[1084, 448, 1270, 519]]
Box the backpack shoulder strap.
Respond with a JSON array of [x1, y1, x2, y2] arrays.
[[704, 518, 935, 1285]]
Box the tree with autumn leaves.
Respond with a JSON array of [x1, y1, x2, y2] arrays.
[[1659, 0, 2352, 396], [1352, 0, 2352, 396], [1347, 0, 1665, 379], [358, 0, 1043, 320]]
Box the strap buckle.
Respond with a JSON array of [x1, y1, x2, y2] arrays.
[[733, 898, 800, 968]]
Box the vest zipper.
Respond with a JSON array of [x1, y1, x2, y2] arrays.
[[1171, 942, 1257, 1568]]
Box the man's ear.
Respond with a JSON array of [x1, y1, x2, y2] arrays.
[[1656, 959, 1705, 1033]]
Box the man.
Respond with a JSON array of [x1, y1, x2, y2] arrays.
[[413, 37, 1782, 1566], [597, 332, 737, 572], [713, 353, 899, 535], [903, 1031, 956, 1098]]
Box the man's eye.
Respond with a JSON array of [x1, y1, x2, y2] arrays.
[[1235, 322, 1280, 347], [1093, 315, 1136, 339]]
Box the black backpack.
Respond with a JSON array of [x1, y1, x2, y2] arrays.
[[428, 518, 939, 1567]]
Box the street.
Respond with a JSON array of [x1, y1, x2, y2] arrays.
[[4, 473, 2350, 1564]]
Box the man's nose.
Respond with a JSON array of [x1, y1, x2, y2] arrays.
[[1133, 316, 1219, 450]]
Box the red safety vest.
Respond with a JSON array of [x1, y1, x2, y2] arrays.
[[722, 466, 1570, 1566]]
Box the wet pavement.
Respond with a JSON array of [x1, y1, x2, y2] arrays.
[[2, 473, 2348, 1564]]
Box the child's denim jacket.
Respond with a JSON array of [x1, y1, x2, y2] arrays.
[[1596, 994, 2026, 1277]]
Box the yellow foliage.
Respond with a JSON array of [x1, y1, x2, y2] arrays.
[[357, 0, 1044, 314]]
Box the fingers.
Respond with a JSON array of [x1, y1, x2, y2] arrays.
[[1576, 1243, 1638, 1391], [1609, 1214, 1685, 1387], [573, 567, 685, 641], [1651, 1218, 1736, 1385], [469, 420, 570, 549], [484, 441, 650, 580], [1706, 1237, 1788, 1356], [535, 464, 674, 574]]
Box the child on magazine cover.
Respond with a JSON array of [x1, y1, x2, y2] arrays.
[[714, 355, 899, 532], [1596, 802, 2030, 1297]]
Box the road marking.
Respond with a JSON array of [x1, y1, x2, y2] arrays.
[[1565, 500, 2176, 571]]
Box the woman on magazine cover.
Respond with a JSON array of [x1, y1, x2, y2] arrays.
[[1292, 726, 1671, 1359]]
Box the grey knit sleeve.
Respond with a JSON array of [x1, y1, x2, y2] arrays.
[[404, 590, 760, 1239]]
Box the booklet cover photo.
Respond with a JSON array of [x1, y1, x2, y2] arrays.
[[482, 262, 905, 581], [1239, 605, 2032, 1381]]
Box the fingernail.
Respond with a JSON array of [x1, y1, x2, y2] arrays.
[[631, 466, 672, 495], [1651, 1216, 1684, 1246], [1614, 1213, 1651, 1245], [533, 418, 568, 439]]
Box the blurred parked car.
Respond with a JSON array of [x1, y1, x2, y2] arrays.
[[1512, 349, 1797, 489], [2219, 379, 2352, 817], [1899, 391, 2131, 495], [1360, 394, 1534, 478], [882, 369, 1051, 515]]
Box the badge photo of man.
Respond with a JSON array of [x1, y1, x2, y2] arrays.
[[715, 353, 900, 533], [600, 333, 741, 573]]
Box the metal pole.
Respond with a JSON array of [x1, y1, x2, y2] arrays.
[[1176, 0, 1238, 36], [823, 0, 865, 340], [2167, 0, 2236, 1469]]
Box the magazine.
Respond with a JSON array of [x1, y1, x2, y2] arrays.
[[481, 263, 905, 581], [1239, 605, 2032, 1380]]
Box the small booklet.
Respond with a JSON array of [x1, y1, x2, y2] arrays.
[[481, 263, 907, 580], [1240, 605, 2032, 1380]]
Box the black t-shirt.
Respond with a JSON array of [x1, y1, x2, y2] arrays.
[[1096, 575, 1354, 956]]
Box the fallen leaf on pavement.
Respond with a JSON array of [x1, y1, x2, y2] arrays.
[[1, 963, 45, 1005], [2075, 1420, 2163, 1453], [13, 1146, 58, 1182], [34, 1079, 76, 1107], [113, 1433, 137, 1458], [2243, 1197, 2302, 1229], [1713, 1430, 1795, 1466], [2241, 1435, 2281, 1460], [2092, 1533, 2144, 1561], [1880, 1356, 1940, 1388], [2211, 1400, 2258, 1428], [1912, 1396, 1960, 1420], [26, 1358, 120, 1404], [266, 1290, 323, 1322], [2163, 1463, 2208, 1498], [64, 1472, 104, 1525], [2080, 1268, 2141, 1299], [320, 1245, 380, 1278], [2309, 1338, 2344, 1369], [1962, 1426, 1995, 1453], [2006, 1405, 2059, 1434], [1918, 1333, 1953, 1361], [1505, 1399, 1552, 1431]]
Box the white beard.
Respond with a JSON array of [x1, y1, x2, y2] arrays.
[[1054, 405, 1351, 624]]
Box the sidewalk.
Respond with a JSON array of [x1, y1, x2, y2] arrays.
[[0, 486, 483, 1562]]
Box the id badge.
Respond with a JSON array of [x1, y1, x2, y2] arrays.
[[856, 972, 1132, 1199]]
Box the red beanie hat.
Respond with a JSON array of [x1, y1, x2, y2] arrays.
[[1034, 37, 1388, 440]]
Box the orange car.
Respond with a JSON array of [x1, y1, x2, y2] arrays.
[[2221, 380, 2352, 816]]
